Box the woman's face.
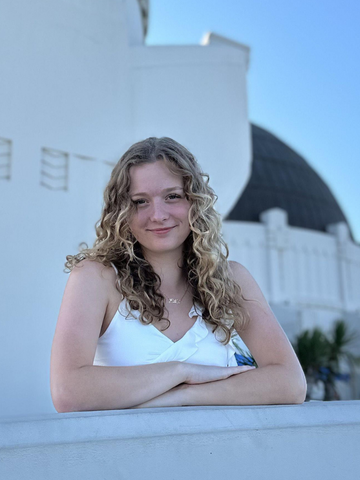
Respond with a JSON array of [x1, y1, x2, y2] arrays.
[[127, 160, 191, 256]]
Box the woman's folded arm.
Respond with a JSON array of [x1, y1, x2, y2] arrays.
[[182, 363, 306, 406], [52, 361, 186, 413], [132, 363, 305, 408], [50, 260, 188, 412]]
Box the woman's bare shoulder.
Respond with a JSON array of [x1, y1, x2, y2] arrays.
[[227, 260, 267, 309], [228, 260, 248, 280], [70, 258, 117, 284]]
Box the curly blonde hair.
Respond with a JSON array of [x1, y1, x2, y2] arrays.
[[65, 137, 251, 345]]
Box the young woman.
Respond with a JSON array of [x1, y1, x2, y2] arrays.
[[50, 137, 306, 412]]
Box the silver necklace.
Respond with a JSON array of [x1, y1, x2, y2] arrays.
[[167, 283, 190, 304]]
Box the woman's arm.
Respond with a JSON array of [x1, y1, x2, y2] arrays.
[[183, 364, 305, 406], [50, 260, 187, 412], [132, 363, 305, 408], [53, 362, 187, 412], [182, 261, 306, 406], [229, 261, 306, 402]]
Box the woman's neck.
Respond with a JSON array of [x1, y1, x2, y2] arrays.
[[142, 248, 187, 294]]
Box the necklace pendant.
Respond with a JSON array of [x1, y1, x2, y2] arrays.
[[169, 298, 181, 304]]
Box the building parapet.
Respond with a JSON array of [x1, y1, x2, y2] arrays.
[[1, 401, 359, 479]]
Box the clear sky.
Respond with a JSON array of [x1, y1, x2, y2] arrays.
[[145, 0, 360, 244]]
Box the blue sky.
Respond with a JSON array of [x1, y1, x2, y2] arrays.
[[146, 0, 360, 243]]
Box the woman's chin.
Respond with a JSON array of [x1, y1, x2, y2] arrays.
[[143, 243, 183, 255]]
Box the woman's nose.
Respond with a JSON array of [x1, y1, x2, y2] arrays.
[[150, 200, 169, 222]]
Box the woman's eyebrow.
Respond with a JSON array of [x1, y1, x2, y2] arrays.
[[131, 186, 184, 196]]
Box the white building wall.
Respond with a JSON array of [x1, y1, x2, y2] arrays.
[[223, 212, 360, 314], [223, 211, 360, 335], [223, 211, 360, 401], [0, 0, 251, 417], [129, 36, 252, 215]]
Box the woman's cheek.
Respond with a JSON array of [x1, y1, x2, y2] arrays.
[[136, 210, 148, 225]]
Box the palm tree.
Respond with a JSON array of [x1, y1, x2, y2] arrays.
[[292, 327, 329, 400], [293, 320, 360, 401], [323, 320, 360, 400]]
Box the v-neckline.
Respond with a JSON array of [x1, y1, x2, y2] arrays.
[[149, 304, 202, 344], [149, 316, 200, 344]]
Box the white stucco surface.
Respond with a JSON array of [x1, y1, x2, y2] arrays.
[[0, 0, 251, 417], [1, 401, 359, 479], [223, 212, 360, 316]]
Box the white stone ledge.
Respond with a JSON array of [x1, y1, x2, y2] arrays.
[[1, 401, 359, 449], [1, 401, 360, 480]]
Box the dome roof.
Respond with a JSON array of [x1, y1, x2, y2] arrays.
[[226, 124, 354, 240]]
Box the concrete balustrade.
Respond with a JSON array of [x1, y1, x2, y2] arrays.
[[1, 401, 359, 479]]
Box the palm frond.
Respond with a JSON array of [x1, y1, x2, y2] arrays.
[[292, 319, 360, 400]]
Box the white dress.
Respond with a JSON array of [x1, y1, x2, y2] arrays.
[[93, 298, 240, 368]]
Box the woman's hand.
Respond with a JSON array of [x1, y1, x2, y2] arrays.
[[183, 363, 255, 385]]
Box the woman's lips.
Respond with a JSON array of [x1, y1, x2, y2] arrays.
[[149, 226, 176, 234]]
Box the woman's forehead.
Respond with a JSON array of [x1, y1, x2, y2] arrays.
[[129, 161, 183, 194]]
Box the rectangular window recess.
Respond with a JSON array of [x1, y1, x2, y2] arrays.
[[40, 182, 69, 191], [40, 171, 67, 180], [0, 137, 12, 180], [41, 159, 69, 169], [74, 154, 96, 161], [40, 147, 69, 191]]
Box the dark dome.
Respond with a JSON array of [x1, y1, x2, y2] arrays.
[[226, 124, 354, 241]]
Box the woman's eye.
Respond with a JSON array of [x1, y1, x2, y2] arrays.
[[132, 194, 181, 206]]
